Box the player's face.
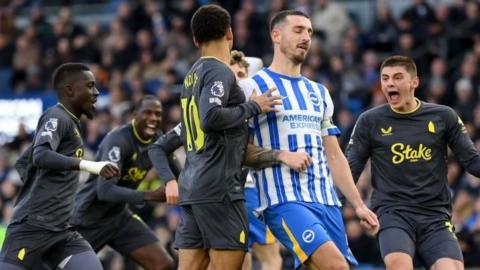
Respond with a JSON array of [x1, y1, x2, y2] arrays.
[[134, 99, 162, 140], [72, 70, 99, 119], [381, 66, 419, 112], [279, 15, 312, 64], [230, 63, 248, 80]]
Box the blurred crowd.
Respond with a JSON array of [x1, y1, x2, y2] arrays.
[[1, 0, 480, 269]]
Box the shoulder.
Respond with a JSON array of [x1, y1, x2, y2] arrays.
[[102, 124, 130, 147], [358, 104, 390, 122], [421, 101, 456, 116], [39, 106, 71, 128], [238, 78, 257, 99]]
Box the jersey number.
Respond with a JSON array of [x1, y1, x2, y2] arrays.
[[181, 97, 205, 151]]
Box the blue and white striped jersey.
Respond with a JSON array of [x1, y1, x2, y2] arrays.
[[239, 68, 342, 210]]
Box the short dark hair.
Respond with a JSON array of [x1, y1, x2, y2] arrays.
[[230, 50, 249, 69], [380, 55, 418, 77], [52, 62, 90, 90], [134, 95, 160, 112], [191, 4, 231, 44], [270, 10, 309, 33]]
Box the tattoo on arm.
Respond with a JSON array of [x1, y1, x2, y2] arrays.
[[243, 143, 281, 169]]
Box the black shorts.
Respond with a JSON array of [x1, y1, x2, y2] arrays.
[[75, 212, 158, 255], [378, 210, 463, 267], [174, 197, 248, 250], [0, 222, 93, 269]]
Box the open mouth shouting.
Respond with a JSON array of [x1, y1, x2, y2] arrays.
[[387, 90, 401, 104]]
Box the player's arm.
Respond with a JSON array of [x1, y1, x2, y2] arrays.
[[148, 124, 183, 204], [94, 137, 147, 203], [345, 114, 371, 183], [243, 135, 312, 172], [32, 115, 118, 178], [323, 135, 378, 234], [446, 108, 480, 176], [199, 67, 280, 132], [322, 89, 378, 234]]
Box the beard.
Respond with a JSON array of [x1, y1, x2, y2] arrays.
[[280, 42, 307, 65]]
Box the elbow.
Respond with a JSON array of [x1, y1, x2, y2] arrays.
[[200, 121, 215, 133], [96, 184, 112, 202], [148, 146, 159, 160], [32, 148, 45, 167]]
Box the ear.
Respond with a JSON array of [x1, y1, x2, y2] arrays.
[[64, 83, 75, 97], [412, 76, 420, 89], [271, 29, 281, 44], [226, 27, 233, 41], [193, 37, 200, 48]]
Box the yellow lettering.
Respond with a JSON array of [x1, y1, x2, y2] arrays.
[[181, 96, 205, 152], [391, 143, 405, 164], [123, 167, 147, 182], [183, 72, 198, 89], [391, 143, 432, 164]]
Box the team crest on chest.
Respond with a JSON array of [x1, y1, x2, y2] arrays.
[[308, 92, 320, 106]]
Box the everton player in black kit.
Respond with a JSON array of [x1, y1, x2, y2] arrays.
[[346, 55, 480, 270], [170, 4, 284, 270], [0, 63, 120, 270], [71, 95, 177, 270]]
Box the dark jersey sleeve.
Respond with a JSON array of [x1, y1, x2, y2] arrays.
[[199, 66, 261, 133], [445, 108, 480, 176], [34, 115, 67, 151], [149, 124, 183, 182], [32, 114, 78, 170], [95, 133, 144, 203], [32, 144, 78, 170], [346, 113, 371, 183]]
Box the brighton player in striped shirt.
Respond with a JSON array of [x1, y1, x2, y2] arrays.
[[239, 10, 379, 269], [230, 50, 282, 270]]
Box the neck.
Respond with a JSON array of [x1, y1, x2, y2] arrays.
[[392, 97, 420, 113], [58, 100, 81, 119], [131, 119, 151, 144], [269, 50, 302, 77], [200, 39, 230, 64]]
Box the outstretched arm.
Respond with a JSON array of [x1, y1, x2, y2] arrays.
[[323, 135, 379, 235]]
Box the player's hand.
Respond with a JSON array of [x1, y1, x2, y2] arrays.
[[250, 87, 283, 113], [165, 180, 179, 205], [144, 186, 166, 202], [355, 205, 379, 236], [99, 162, 120, 179], [278, 151, 312, 172]]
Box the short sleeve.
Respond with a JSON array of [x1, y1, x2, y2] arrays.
[[320, 85, 340, 137]]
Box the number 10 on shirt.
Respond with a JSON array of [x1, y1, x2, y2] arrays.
[[181, 96, 205, 151]]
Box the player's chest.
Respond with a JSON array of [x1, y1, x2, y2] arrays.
[[372, 118, 446, 162], [120, 149, 151, 183], [61, 126, 84, 158]]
